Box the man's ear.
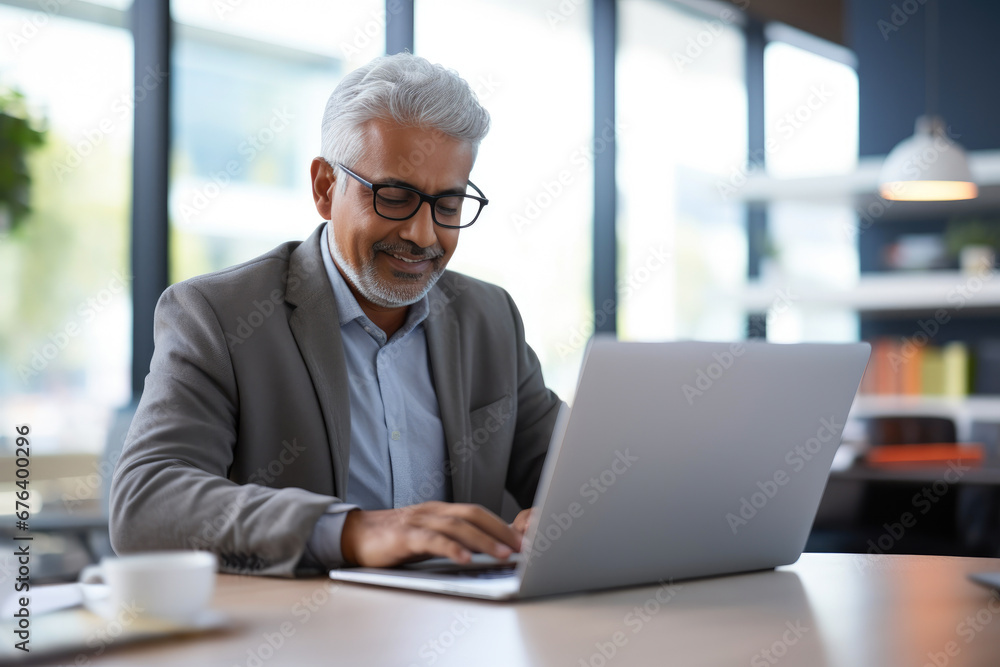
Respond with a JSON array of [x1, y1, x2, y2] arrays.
[[310, 157, 336, 219]]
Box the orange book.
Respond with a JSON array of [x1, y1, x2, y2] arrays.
[[899, 343, 923, 395], [865, 443, 984, 467], [874, 339, 900, 395], [859, 342, 878, 395]]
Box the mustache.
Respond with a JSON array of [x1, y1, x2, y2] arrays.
[[373, 240, 444, 260]]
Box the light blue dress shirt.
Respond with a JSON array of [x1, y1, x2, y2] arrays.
[[301, 223, 452, 569]]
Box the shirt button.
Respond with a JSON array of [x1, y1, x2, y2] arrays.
[[364, 326, 371, 333], [391, 430, 401, 441]]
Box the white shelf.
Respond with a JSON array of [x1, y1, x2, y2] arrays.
[[851, 394, 1000, 416], [739, 156, 882, 203], [849, 395, 1000, 442], [737, 150, 1000, 218], [736, 271, 1000, 313]]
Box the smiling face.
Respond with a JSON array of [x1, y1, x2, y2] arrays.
[[312, 119, 474, 312]]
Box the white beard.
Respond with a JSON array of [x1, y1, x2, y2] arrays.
[[327, 225, 444, 308]]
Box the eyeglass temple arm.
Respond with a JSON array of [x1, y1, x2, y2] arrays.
[[467, 180, 488, 202]]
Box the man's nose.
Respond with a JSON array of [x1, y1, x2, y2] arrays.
[[398, 201, 438, 249]]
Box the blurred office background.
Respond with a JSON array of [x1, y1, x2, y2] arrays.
[[2, 0, 1000, 578]]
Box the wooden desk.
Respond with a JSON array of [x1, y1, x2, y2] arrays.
[[830, 461, 1000, 485], [49, 553, 1000, 666]]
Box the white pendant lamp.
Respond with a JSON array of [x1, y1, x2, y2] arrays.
[[878, 0, 977, 202], [879, 115, 978, 201]]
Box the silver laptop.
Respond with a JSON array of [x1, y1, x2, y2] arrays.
[[329, 338, 871, 600]]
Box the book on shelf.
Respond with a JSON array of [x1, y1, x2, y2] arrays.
[[865, 443, 984, 467], [974, 339, 1000, 394], [943, 342, 971, 397], [921, 346, 945, 395], [858, 338, 979, 397]]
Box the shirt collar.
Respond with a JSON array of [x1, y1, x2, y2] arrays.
[[320, 222, 430, 340]]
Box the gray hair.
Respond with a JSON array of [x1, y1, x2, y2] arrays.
[[320, 53, 490, 191]]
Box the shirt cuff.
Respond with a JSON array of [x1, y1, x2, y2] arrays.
[[299, 503, 359, 571]]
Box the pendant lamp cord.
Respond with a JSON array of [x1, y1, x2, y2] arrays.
[[925, 0, 939, 121]]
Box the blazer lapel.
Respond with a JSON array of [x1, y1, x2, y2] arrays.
[[284, 224, 353, 499], [425, 278, 472, 504]]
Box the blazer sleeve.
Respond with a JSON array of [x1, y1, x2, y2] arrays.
[[502, 290, 564, 509], [109, 282, 339, 577]]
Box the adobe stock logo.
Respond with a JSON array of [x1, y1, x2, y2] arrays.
[[17, 270, 131, 382], [681, 343, 745, 405], [225, 289, 286, 350], [522, 449, 639, 565], [725, 416, 844, 535]]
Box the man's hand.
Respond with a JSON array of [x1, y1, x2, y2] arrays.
[[510, 507, 534, 536], [340, 501, 524, 568]]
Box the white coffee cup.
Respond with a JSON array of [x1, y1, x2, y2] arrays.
[[78, 551, 217, 622]]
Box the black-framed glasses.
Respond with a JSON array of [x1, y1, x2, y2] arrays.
[[336, 162, 489, 229]]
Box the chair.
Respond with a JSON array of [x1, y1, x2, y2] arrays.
[[0, 400, 137, 582], [808, 415, 964, 556], [956, 420, 1000, 556]]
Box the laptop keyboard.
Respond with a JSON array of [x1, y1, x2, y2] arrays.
[[425, 561, 519, 579]]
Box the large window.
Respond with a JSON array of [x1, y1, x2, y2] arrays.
[[617, 0, 748, 342], [1, 0, 863, 440], [0, 5, 133, 455], [762, 32, 859, 343], [169, 0, 385, 281], [415, 0, 594, 400]]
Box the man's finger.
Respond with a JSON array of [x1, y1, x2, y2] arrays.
[[416, 514, 514, 559], [435, 503, 523, 551], [416, 529, 473, 564], [511, 508, 532, 534]]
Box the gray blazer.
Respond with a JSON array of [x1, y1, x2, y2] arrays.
[[109, 223, 562, 577]]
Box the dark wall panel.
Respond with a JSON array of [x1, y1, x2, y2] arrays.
[[848, 0, 1000, 156]]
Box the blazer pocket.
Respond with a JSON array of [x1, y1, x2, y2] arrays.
[[464, 394, 515, 506], [465, 393, 515, 460]]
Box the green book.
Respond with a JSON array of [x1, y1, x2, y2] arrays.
[[921, 347, 945, 395], [942, 342, 970, 397]]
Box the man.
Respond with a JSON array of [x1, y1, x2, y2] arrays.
[[109, 53, 563, 577]]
